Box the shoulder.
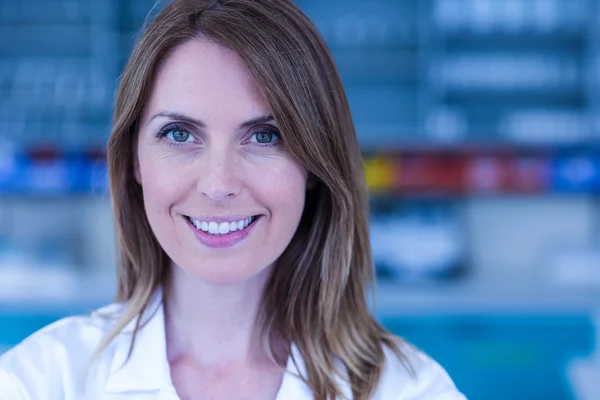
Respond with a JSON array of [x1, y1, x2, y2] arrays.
[[375, 342, 467, 400], [0, 302, 126, 399]]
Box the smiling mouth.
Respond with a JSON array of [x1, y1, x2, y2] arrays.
[[185, 215, 260, 236]]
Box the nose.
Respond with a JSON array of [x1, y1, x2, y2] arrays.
[[195, 147, 243, 202]]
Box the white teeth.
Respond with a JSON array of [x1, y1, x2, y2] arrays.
[[190, 218, 201, 230], [190, 216, 256, 235], [208, 221, 219, 234], [218, 222, 229, 234]]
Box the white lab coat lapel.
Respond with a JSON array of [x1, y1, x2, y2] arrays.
[[103, 288, 176, 396]]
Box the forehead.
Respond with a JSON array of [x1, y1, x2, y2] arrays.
[[144, 38, 269, 124]]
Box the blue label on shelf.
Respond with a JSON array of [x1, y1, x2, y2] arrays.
[[0, 154, 108, 195], [551, 155, 600, 193]]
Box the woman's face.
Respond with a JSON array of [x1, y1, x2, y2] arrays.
[[136, 38, 307, 285]]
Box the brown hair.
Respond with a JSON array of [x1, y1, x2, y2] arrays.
[[104, 0, 409, 398]]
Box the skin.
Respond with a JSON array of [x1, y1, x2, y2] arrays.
[[135, 37, 308, 399]]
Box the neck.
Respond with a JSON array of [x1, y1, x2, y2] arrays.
[[163, 263, 273, 367]]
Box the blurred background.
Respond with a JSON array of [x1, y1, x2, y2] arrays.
[[1, 0, 600, 398]]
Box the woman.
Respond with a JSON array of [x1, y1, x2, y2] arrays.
[[0, 0, 465, 399]]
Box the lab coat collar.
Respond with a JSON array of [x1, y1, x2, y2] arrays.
[[104, 287, 174, 394], [101, 287, 329, 398]]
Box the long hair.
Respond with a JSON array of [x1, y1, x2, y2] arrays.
[[104, 0, 408, 398]]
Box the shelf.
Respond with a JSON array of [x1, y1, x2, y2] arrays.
[[0, 267, 115, 313], [363, 150, 600, 196], [443, 89, 584, 103], [440, 31, 585, 50], [0, 154, 108, 196], [1, 265, 599, 316], [374, 280, 600, 316], [1, 146, 599, 196]]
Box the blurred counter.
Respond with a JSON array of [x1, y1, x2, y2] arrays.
[[1, 266, 599, 316], [0, 267, 115, 313], [376, 280, 600, 316]]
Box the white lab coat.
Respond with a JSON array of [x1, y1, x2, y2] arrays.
[[0, 288, 466, 399]]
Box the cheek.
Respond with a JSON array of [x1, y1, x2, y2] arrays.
[[137, 149, 187, 214], [254, 159, 307, 218]]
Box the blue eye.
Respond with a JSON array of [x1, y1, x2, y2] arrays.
[[251, 128, 281, 145], [158, 125, 195, 143]]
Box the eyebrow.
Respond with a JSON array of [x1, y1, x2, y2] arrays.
[[149, 111, 275, 129]]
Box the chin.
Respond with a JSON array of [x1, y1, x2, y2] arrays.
[[180, 259, 273, 287]]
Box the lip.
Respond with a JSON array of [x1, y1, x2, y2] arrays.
[[186, 215, 256, 224], [185, 215, 260, 248]]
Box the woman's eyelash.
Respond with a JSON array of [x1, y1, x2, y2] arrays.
[[155, 124, 188, 139], [152, 123, 283, 147], [250, 126, 283, 146], [262, 126, 281, 136], [153, 124, 199, 148]]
